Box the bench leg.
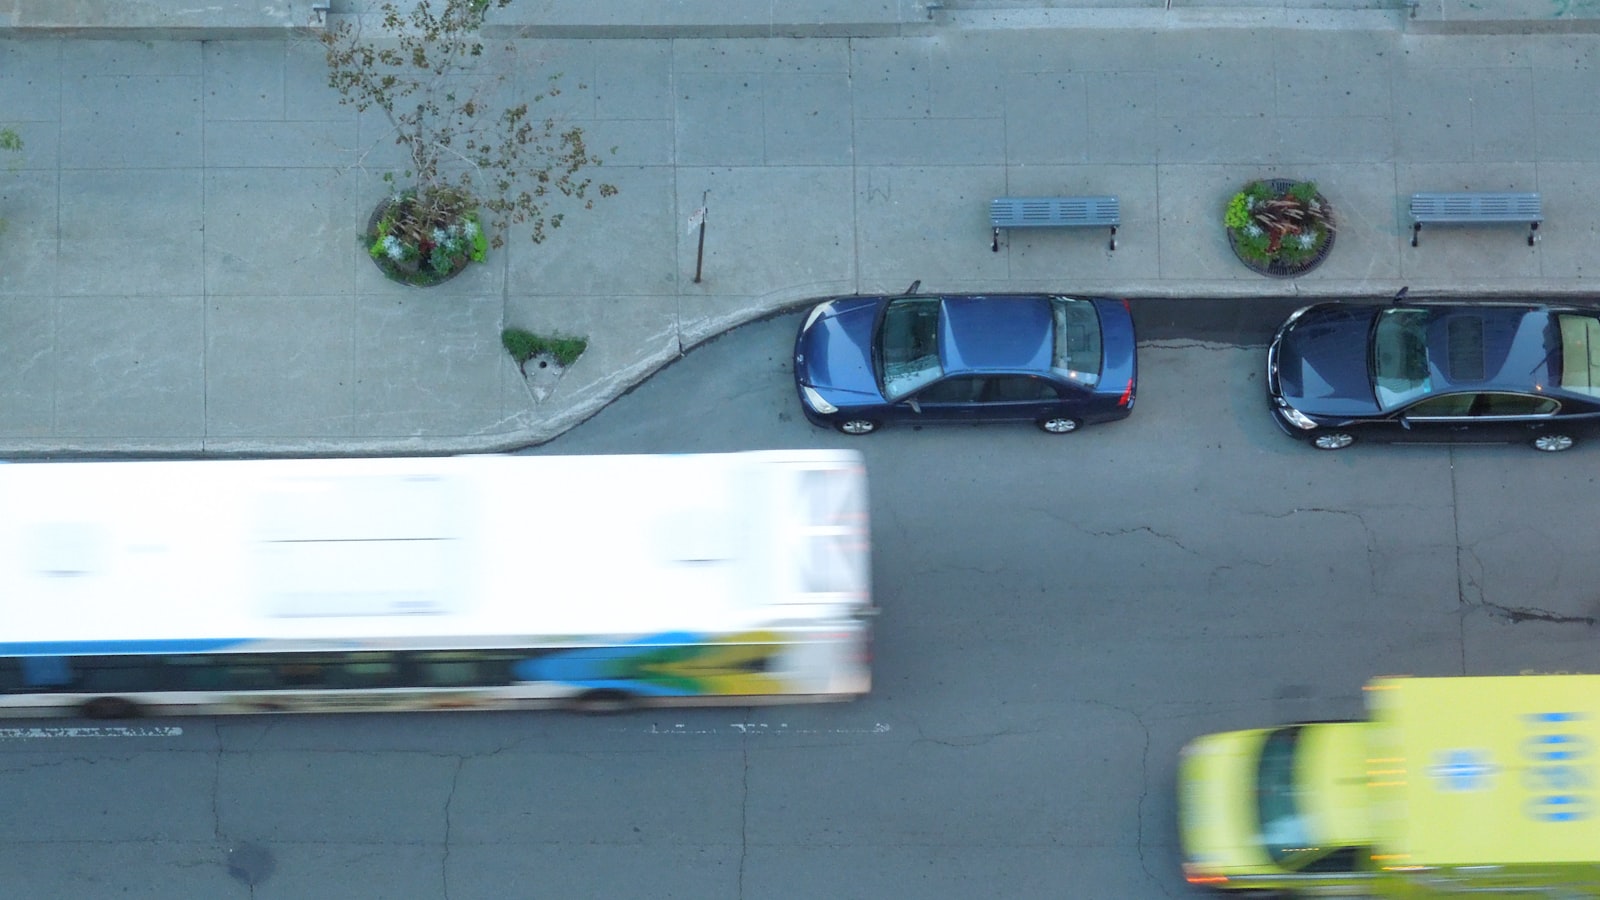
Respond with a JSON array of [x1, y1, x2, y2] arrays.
[[1529, 221, 1539, 247], [1411, 222, 1421, 248], [1108, 225, 1117, 252], [991, 227, 1000, 253]]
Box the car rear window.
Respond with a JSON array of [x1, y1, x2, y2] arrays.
[[1557, 313, 1600, 397], [1050, 297, 1102, 387]]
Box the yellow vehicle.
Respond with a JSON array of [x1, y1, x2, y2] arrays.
[[1178, 675, 1600, 896]]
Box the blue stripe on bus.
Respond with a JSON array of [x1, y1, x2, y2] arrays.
[[0, 638, 246, 657], [626, 631, 702, 646], [540, 678, 691, 698], [511, 632, 703, 696]]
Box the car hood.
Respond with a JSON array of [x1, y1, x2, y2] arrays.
[[1273, 305, 1383, 417], [795, 298, 886, 401], [1178, 724, 1373, 883], [1179, 729, 1278, 879]]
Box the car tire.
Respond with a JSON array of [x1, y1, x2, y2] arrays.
[[835, 419, 878, 436], [1533, 433, 1576, 452], [1037, 417, 1081, 435], [1312, 431, 1355, 451]]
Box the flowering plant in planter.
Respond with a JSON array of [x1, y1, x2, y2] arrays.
[[368, 188, 488, 285], [1224, 179, 1336, 277]]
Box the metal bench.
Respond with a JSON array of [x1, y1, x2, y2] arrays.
[[990, 196, 1120, 252], [1409, 191, 1542, 247]]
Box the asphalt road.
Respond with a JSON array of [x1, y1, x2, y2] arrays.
[[5, 304, 1599, 898]]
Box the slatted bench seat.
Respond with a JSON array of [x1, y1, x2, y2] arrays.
[[990, 195, 1120, 252], [1410, 191, 1542, 247]]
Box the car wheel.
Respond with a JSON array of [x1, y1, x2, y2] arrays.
[[835, 419, 878, 436], [1312, 431, 1355, 451], [1038, 417, 1081, 434], [1533, 433, 1576, 452]]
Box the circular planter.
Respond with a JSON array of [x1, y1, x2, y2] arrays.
[[366, 196, 473, 288], [1225, 178, 1336, 279]]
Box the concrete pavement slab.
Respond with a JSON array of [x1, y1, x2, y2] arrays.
[[506, 165, 677, 296], [52, 294, 206, 439], [0, 295, 52, 436], [61, 76, 202, 168], [855, 165, 1001, 289], [1530, 162, 1600, 279], [56, 170, 204, 296], [204, 294, 356, 438], [0, 176, 57, 294], [348, 292, 504, 438], [204, 169, 360, 297], [673, 166, 857, 299]]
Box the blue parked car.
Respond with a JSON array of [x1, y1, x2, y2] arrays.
[[1268, 300, 1600, 452], [793, 291, 1137, 435]]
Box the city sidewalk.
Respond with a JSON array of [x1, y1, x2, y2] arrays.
[[1, 11, 1598, 455]]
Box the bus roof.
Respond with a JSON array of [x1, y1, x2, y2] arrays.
[[0, 451, 869, 653], [1366, 674, 1600, 868]]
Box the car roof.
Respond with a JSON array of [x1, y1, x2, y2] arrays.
[[1407, 304, 1551, 392], [938, 295, 1055, 373]]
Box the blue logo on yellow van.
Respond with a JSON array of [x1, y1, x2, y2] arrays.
[[1428, 749, 1499, 791]]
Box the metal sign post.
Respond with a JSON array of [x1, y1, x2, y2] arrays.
[[688, 191, 708, 284]]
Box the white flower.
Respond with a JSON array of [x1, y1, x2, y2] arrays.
[[463, 219, 480, 238], [381, 235, 406, 261], [1244, 223, 1264, 239], [1295, 231, 1318, 250], [431, 228, 448, 244]]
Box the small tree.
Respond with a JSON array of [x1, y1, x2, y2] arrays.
[[321, 0, 615, 265]]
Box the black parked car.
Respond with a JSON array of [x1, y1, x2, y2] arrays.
[[1267, 300, 1600, 451]]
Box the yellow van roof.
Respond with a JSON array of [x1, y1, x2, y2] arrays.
[[1367, 675, 1600, 868]]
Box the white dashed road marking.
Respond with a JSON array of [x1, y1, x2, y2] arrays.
[[0, 726, 183, 740], [627, 722, 892, 736]]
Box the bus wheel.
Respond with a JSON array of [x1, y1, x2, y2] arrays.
[[81, 697, 143, 720], [569, 690, 636, 714]]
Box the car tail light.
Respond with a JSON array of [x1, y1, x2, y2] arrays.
[[1117, 377, 1135, 408]]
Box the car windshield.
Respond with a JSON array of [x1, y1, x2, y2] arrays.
[[1371, 308, 1433, 410], [1256, 726, 1315, 865], [1050, 297, 1102, 387], [877, 296, 944, 400], [1556, 313, 1600, 397]]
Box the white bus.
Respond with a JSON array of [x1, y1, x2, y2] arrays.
[[0, 451, 872, 717]]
